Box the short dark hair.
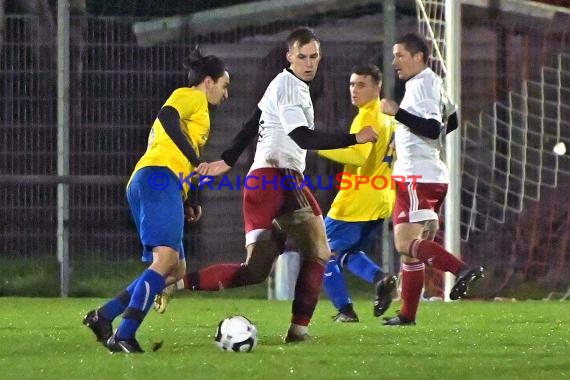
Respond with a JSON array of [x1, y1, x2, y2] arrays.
[[351, 63, 382, 84], [395, 33, 429, 64], [184, 46, 227, 86], [286, 27, 319, 50]]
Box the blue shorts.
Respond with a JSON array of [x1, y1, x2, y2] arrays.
[[126, 166, 185, 262], [324, 216, 384, 254]]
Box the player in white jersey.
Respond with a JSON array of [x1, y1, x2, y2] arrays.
[[166, 27, 378, 342], [392, 67, 449, 185], [250, 68, 315, 174], [378, 33, 484, 325]]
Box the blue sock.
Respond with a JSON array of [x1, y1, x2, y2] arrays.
[[116, 269, 165, 340], [98, 278, 139, 321], [323, 259, 352, 311], [346, 251, 382, 283]]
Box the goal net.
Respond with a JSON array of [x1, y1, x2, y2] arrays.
[[415, 0, 570, 299], [415, 0, 455, 300], [462, 67, 567, 240]]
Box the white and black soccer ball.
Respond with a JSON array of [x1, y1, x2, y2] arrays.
[[214, 315, 258, 353]]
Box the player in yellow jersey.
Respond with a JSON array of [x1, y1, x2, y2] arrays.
[[154, 28, 378, 342], [318, 63, 398, 322], [83, 47, 230, 353]]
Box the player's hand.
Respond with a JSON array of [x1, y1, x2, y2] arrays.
[[185, 204, 202, 223], [196, 160, 232, 177], [381, 98, 399, 116], [355, 126, 378, 144]]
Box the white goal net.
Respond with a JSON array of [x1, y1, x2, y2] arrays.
[[462, 54, 569, 240], [416, 0, 569, 242]]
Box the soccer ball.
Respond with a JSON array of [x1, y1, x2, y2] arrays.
[[214, 315, 258, 353]]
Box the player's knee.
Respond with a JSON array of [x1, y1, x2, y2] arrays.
[[151, 247, 180, 275], [314, 245, 332, 264], [394, 238, 409, 255], [421, 220, 438, 240], [402, 255, 421, 264], [300, 236, 332, 263], [170, 261, 186, 281], [330, 251, 349, 268]]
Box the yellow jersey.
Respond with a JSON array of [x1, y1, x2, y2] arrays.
[[130, 87, 210, 196], [318, 98, 395, 221]]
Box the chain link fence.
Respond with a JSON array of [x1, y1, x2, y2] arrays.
[[1, 3, 568, 298], [1, 12, 393, 295]]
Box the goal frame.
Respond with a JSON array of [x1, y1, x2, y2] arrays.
[[416, 0, 462, 300]]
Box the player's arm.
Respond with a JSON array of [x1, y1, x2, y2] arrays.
[[317, 113, 377, 165], [279, 81, 377, 150], [195, 107, 261, 177], [220, 107, 262, 167], [288, 126, 376, 150], [394, 108, 441, 139], [158, 104, 203, 219], [318, 144, 369, 166], [158, 106, 202, 167], [381, 98, 441, 139], [184, 187, 202, 223]]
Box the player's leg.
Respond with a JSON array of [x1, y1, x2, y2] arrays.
[[343, 246, 398, 318], [329, 219, 397, 317], [343, 219, 399, 313], [381, 181, 426, 325], [172, 169, 286, 291], [409, 233, 484, 300], [83, 278, 137, 344], [84, 168, 144, 345], [343, 219, 385, 284], [107, 246, 178, 353], [107, 167, 184, 352], [382, 221, 425, 325], [383, 182, 484, 325], [278, 202, 331, 341], [350, 220, 400, 319], [276, 179, 333, 341], [324, 253, 359, 322], [345, 251, 384, 283], [172, 236, 281, 291], [342, 245, 399, 318], [323, 255, 359, 322], [403, 183, 484, 299], [153, 259, 186, 313], [84, 170, 156, 343], [322, 216, 360, 322], [421, 219, 438, 241]]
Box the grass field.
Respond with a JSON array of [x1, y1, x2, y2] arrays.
[[2, 294, 569, 380]]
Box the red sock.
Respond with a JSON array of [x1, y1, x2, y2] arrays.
[[399, 262, 425, 321], [184, 264, 247, 290], [410, 239, 465, 274], [291, 259, 325, 326]]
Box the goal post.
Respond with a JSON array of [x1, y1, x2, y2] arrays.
[[415, 0, 462, 300], [443, 0, 461, 301]]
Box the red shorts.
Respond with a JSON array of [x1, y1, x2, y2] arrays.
[[243, 168, 322, 234], [392, 181, 448, 225]]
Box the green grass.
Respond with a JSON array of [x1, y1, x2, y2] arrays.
[[1, 296, 568, 379], [0, 258, 146, 297]]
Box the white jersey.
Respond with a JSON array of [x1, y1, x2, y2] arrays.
[[393, 67, 448, 183], [249, 69, 314, 174]]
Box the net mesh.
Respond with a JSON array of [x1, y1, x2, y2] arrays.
[[416, 0, 570, 298]]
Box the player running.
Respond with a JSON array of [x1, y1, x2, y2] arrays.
[[379, 33, 484, 326], [318, 63, 398, 323]]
